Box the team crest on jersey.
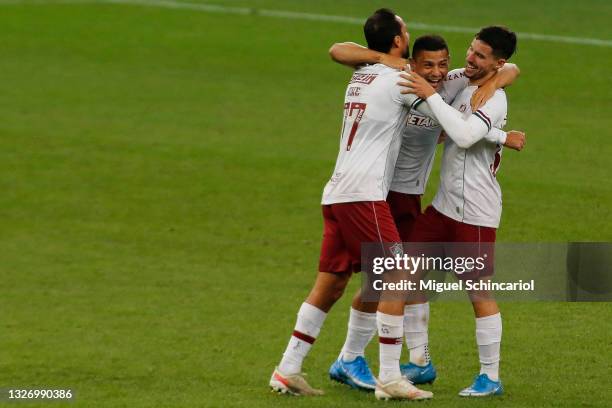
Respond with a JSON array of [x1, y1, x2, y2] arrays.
[[330, 172, 342, 184], [349, 73, 378, 85], [459, 103, 467, 113]]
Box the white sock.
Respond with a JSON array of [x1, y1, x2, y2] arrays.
[[377, 312, 404, 383], [278, 302, 327, 375], [404, 303, 431, 366], [475, 313, 502, 381], [339, 308, 377, 362]]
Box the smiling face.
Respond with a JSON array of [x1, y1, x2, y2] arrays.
[[464, 38, 505, 81], [410, 49, 449, 91]]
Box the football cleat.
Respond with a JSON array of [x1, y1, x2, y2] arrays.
[[458, 373, 503, 397], [400, 361, 437, 384], [375, 377, 434, 401], [328, 356, 376, 391], [269, 367, 324, 396]]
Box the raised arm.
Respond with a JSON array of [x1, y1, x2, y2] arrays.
[[471, 63, 520, 110], [329, 42, 407, 70], [399, 71, 526, 150], [399, 72, 524, 149], [397, 75, 504, 147]]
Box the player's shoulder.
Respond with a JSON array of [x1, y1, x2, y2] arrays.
[[350, 64, 398, 86], [478, 88, 507, 120], [488, 88, 508, 106], [355, 63, 397, 75], [380, 65, 405, 83], [359, 63, 404, 79]]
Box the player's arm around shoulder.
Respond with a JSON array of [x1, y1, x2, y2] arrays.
[[398, 71, 498, 149], [329, 42, 374, 69], [328, 42, 408, 70], [471, 63, 520, 111]]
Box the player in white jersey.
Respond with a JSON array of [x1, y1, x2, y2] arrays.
[[326, 35, 524, 390], [400, 25, 524, 397], [319, 61, 424, 204], [270, 9, 435, 401]]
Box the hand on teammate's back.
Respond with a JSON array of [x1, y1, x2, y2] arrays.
[[503, 130, 526, 151], [398, 72, 436, 99]]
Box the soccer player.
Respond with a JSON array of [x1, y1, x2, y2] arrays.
[[399, 25, 523, 397], [269, 9, 438, 400], [326, 36, 524, 390]]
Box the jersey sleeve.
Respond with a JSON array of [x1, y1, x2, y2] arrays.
[[425, 91, 507, 149], [441, 68, 469, 103], [484, 127, 507, 145], [398, 92, 437, 119], [395, 85, 421, 107], [472, 91, 507, 132], [412, 97, 435, 117], [392, 72, 436, 117]]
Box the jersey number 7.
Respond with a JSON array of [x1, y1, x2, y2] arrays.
[[342, 102, 367, 151]]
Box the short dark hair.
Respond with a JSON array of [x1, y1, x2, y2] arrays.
[[412, 34, 448, 59], [475, 26, 517, 59], [363, 8, 402, 53]]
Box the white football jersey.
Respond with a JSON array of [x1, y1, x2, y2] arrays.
[[390, 69, 469, 195], [321, 64, 425, 204], [432, 87, 508, 228]]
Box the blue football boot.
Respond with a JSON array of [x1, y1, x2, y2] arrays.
[[458, 373, 503, 397], [328, 356, 376, 391], [328, 358, 345, 383], [400, 361, 437, 384]]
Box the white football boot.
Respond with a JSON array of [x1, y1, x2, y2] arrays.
[[375, 376, 433, 401], [269, 367, 324, 396]]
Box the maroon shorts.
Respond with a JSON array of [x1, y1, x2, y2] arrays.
[[408, 206, 496, 278], [386, 191, 422, 242], [319, 201, 401, 273]]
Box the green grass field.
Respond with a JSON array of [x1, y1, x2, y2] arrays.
[[0, 1, 611, 406]]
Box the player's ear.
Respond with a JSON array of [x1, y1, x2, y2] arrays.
[[393, 34, 402, 49], [495, 58, 507, 70]]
